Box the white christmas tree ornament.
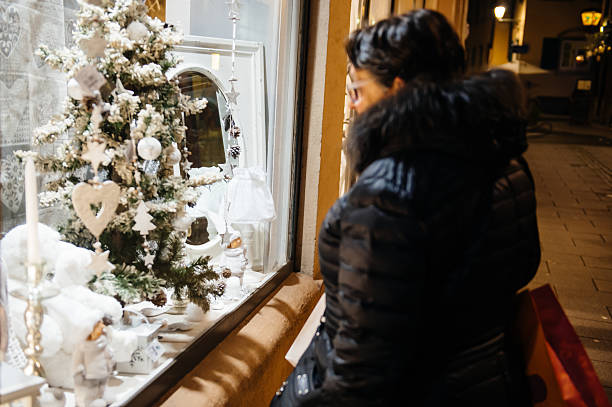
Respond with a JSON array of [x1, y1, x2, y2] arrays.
[[133, 201, 156, 236]]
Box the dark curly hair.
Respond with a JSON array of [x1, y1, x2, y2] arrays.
[[346, 9, 466, 87]]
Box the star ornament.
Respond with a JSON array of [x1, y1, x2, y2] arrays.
[[82, 140, 108, 174], [89, 249, 115, 276], [144, 252, 155, 267], [226, 85, 240, 105], [226, 0, 241, 18]]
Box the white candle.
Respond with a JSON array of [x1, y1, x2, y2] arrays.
[[24, 156, 41, 265]]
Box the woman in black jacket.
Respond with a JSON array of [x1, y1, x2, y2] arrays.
[[272, 9, 540, 407]]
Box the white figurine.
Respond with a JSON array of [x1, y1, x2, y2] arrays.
[[221, 231, 247, 283], [72, 319, 115, 407]]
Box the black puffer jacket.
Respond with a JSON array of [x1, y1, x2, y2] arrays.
[[272, 70, 540, 406]]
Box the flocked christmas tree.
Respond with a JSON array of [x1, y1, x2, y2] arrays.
[[18, 0, 225, 310]]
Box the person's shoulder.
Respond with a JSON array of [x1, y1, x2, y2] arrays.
[[347, 156, 417, 215]]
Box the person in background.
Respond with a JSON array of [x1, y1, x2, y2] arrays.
[[271, 8, 540, 407]]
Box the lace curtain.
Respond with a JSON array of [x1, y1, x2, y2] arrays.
[[0, 0, 78, 236]]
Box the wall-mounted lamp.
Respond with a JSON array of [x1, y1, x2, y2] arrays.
[[493, 5, 516, 22], [494, 6, 506, 20], [581, 9, 602, 26]]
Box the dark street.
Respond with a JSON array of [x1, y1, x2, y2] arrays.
[[526, 121, 612, 399]]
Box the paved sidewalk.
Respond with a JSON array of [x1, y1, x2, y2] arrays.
[[525, 129, 612, 399]]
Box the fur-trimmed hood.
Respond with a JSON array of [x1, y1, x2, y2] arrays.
[[345, 69, 528, 174]]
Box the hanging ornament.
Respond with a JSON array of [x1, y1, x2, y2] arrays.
[[127, 21, 149, 42], [228, 145, 241, 159], [74, 65, 107, 96], [226, 84, 240, 105], [137, 137, 162, 161], [72, 181, 121, 239], [67, 78, 85, 100], [227, 0, 241, 18], [81, 140, 109, 179], [143, 251, 155, 267], [88, 242, 115, 276], [90, 102, 111, 131], [165, 145, 181, 165], [133, 201, 156, 236], [79, 36, 108, 58]]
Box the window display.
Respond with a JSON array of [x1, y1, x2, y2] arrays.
[[1, 0, 303, 404]]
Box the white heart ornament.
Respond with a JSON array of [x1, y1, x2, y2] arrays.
[[72, 181, 120, 239]]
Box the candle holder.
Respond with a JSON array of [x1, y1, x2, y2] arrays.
[[22, 262, 45, 377]]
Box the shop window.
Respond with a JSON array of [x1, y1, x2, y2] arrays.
[[558, 39, 589, 72], [1, 0, 305, 404]]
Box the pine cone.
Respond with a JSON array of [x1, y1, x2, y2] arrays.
[[222, 268, 232, 278], [149, 289, 167, 307], [228, 145, 241, 159], [231, 126, 241, 138]]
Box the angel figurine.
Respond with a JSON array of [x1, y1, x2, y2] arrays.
[[72, 318, 115, 407]]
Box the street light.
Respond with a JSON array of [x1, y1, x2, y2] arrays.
[[494, 5, 506, 20], [581, 9, 602, 26], [493, 5, 516, 22]]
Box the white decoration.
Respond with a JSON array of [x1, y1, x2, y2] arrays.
[[88, 249, 115, 276], [79, 36, 108, 58], [106, 326, 138, 363], [223, 276, 242, 301], [90, 103, 110, 131], [137, 137, 162, 160], [226, 85, 240, 105], [172, 213, 194, 232], [72, 181, 120, 239], [165, 145, 181, 165], [61, 285, 122, 324], [53, 242, 96, 287], [8, 294, 63, 358], [43, 294, 104, 353], [74, 65, 107, 94], [111, 77, 134, 101], [67, 78, 85, 100], [143, 252, 155, 267], [1, 223, 61, 282], [133, 201, 156, 236], [224, 167, 276, 223], [186, 303, 205, 322], [126, 21, 149, 42], [115, 321, 164, 374], [81, 141, 108, 175]]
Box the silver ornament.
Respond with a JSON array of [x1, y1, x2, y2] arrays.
[[166, 146, 181, 165]]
